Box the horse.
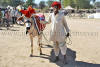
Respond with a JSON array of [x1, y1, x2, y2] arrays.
[[18, 14, 46, 57]]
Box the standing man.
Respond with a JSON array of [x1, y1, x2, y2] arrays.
[[0, 8, 2, 25], [4, 10, 11, 29], [11, 8, 17, 24], [48, 1, 70, 64]]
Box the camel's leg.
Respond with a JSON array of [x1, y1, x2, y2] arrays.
[[38, 34, 42, 55], [29, 34, 34, 57]]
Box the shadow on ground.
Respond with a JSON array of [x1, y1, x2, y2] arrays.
[[31, 46, 100, 67], [10, 29, 19, 31], [50, 48, 100, 67]]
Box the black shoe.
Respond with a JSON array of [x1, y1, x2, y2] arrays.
[[26, 31, 28, 34], [63, 60, 67, 64], [53, 56, 59, 62], [63, 55, 68, 64], [30, 54, 34, 57]]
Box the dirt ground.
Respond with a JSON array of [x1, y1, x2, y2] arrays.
[[0, 16, 100, 67]]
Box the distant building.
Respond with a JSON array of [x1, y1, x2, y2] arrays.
[[95, 2, 100, 13], [0, 5, 6, 8]]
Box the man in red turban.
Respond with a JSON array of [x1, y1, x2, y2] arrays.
[[51, 1, 61, 9], [47, 1, 70, 64]]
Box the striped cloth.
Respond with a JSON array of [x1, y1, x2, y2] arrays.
[[32, 14, 46, 34]]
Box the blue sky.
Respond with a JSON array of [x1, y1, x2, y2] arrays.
[[35, 0, 48, 4], [96, 0, 100, 2], [90, 0, 100, 5]]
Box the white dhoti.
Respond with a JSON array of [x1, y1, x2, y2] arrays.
[[53, 41, 67, 56]]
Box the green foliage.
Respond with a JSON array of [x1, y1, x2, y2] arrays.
[[63, 0, 93, 9], [11, 0, 24, 7], [0, 0, 36, 7], [77, 0, 92, 9], [46, 0, 54, 7], [39, 1, 46, 9], [70, 0, 75, 8], [95, 2, 100, 7], [63, 0, 70, 7], [93, 0, 96, 2], [63, 0, 76, 8], [0, 0, 10, 6], [0, 0, 24, 7], [25, 0, 35, 7]]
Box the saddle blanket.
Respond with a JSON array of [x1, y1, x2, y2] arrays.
[[34, 14, 46, 32]]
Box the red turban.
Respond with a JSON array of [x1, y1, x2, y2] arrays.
[[51, 1, 61, 9], [20, 6, 36, 18]]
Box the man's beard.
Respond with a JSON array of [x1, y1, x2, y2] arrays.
[[54, 10, 59, 15]]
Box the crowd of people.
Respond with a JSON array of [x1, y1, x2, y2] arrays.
[[0, 7, 22, 28]]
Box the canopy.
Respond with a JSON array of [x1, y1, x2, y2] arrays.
[[88, 13, 100, 19], [16, 5, 22, 11], [49, 7, 53, 10], [7, 5, 13, 10], [64, 6, 74, 10]]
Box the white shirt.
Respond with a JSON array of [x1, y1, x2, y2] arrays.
[[25, 22, 31, 27], [48, 11, 69, 42], [23, 15, 31, 27], [11, 9, 16, 17]]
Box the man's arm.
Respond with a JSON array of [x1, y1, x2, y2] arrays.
[[17, 16, 24, 21], [39, 14, 52, 24], [63, 16, 70, 33]]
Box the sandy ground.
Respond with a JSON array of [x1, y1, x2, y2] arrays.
[[0, 15, 100, 67]]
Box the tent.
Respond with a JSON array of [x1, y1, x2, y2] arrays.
[[88, 13, 100, 19], [7, 5, 13, 10], [0, 5, 6, 8], [64, 6, 74, 10], [49, 7, 53, 10], [16, 5, 23, 11]]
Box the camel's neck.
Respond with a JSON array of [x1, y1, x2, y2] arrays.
[[29, 17, 39, 36]]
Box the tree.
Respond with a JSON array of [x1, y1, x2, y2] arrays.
[[0, 0, 11, 7], [10, 0, 24, 7], [70, 0, 75, 8], [93, 0, 96, 2], [63, 0, 76, 8], [0, 0, 24, 7], [46, 0, 54, 7], [63, 0, 93, 9], [95, 2, 100, 7], [25, 0, 35, 7], [63, 0, 70, 7], [39, 1, 46, 9], [77, 0, 93, 9]]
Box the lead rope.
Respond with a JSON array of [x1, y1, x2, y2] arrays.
[[66, 36, 72, 45], [42, 32, 52, 45], [41, 11, 53, 45], [42, 31, 72, 46], [65, 33, 72, 45]]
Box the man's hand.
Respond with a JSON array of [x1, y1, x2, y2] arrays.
[[66, 33, 70, 37], [17, 16, 23, 21]]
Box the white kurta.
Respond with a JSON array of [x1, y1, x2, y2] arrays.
[[49, 11, 69, 43]]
